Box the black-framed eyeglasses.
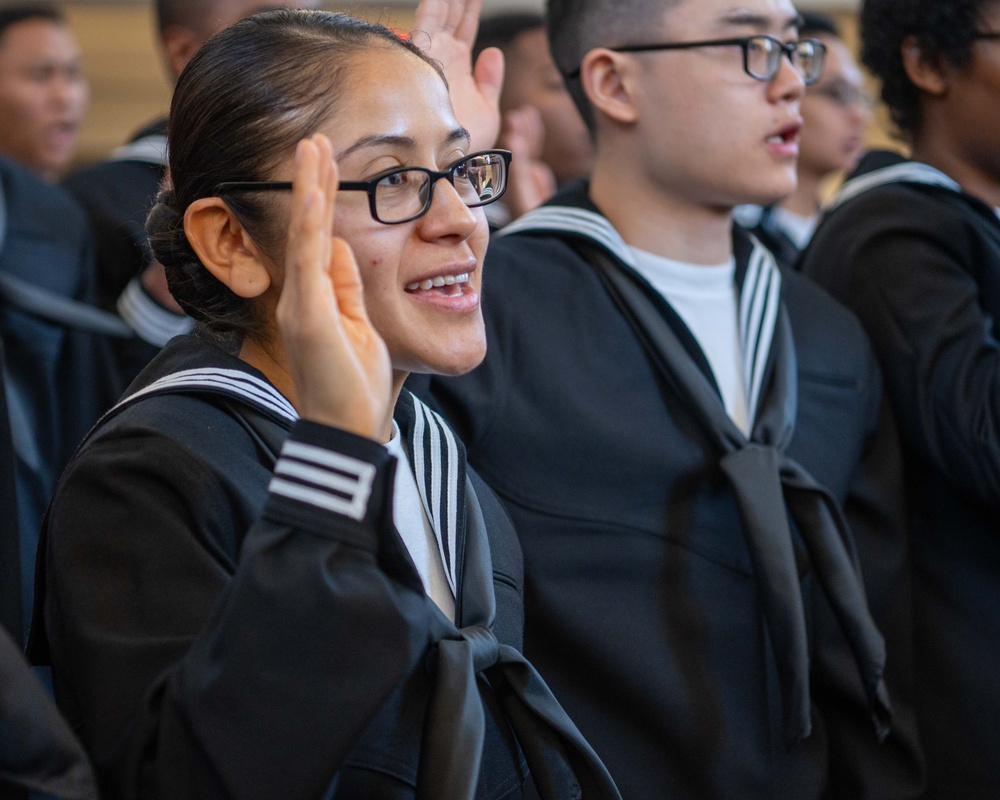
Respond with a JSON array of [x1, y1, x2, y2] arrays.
[[973, 30, 1000, 41], [213, 149, 512, 225], [567, 35, 827, 85], [809, 81, 874, 110]]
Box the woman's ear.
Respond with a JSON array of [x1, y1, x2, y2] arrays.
[[184, 198, 273, 299], [580, 49, 639, 126], [901, 35, 949, 97]]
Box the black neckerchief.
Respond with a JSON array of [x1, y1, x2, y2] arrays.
[[39, 349, 622, 800], [502, 199, 891, 745]]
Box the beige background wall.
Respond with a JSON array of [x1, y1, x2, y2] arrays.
[[60, 1, 893, 170], [65, 4, 418, 164]]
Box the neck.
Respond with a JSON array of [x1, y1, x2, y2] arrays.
[[387, 371, 409, 442], [589, 155, 734, 264], [239, 336, 400, 444], [780, 171, 823, 217], [912, 126, 1000, 209]]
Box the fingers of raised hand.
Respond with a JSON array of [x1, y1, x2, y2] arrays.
[[278, 136, 392, 438], [414, 0, 476, 40]]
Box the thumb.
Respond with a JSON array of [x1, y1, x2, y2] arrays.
[[473, 46, 504, 110]]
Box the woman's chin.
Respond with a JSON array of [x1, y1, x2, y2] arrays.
[[404, 342, 487, 379]]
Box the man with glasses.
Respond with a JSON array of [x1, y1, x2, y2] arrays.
[[798, 1, 1000, 796], [424, 0, 924, 797]]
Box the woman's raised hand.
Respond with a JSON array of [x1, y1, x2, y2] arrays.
[[413, 0, 503, 152], [498, 106, 558, 220], [276, 134, 392, 440]]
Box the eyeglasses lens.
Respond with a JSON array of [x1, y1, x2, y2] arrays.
[[746, 36, 824, 84], [373, 154, 508, 223]]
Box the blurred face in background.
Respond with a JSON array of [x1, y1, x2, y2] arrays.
[[500, 25, 593, 184], [798, 33, 870, 179], [0, 17, 87, 180], [162, 0, 319, 78]]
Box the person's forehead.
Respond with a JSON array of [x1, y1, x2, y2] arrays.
[[331, 47, 458, 133], [663, 0, 801, 33], [0, 19, 77, 60]]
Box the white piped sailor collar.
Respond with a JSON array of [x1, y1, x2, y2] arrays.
[[108, 133, 169, 166], [499, 204, 638, 268], [826, 160, 961, 213], [111, 371, 466, 595], [115, 367, 298, 424], [117, 279, 195, 347], [499, 203, 782, 431], [393, 391, 465, 596]]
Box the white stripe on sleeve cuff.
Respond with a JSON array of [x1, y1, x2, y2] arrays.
[[269, 440, 378, 522]]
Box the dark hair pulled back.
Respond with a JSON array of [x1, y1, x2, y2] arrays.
[[146, 9, 443, 343]]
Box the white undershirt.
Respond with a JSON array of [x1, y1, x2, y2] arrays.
[[385, 424, 456, 620], [629, 247, 750, 434], [771, 206, 819, 250]]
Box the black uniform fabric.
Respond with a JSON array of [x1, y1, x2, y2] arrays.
[[421, 183, 924, 800], [63, 118, 169, 385], [0, 156, 114, 636], [0, 340, 20, 645], [62, 118, 165, 313], [798, 149, 1000, 799], [28, 332, 618, 800], [0, 625, 96, 800], [1, 340, 97, 800]]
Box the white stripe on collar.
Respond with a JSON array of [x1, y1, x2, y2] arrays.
[[500, 204, 782, 431], [117, 278, 194, 346], [499, 206, 638, 268], [741, 240, 781, 423], [409, 395, 460, 595], [118, 368, 298, 422], [108, 134, 168, 166], [827, 161, 961, 213], [108, 134, 169, 166]]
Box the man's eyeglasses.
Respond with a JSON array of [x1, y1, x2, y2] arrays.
[[567, 35, 827, 85], [214, 149, 512, 225], [809, 81, 874, 110]]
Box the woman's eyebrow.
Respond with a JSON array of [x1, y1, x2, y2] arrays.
[[338, 134, 417, 160], [338, 127, 471, 160], [444, 127, 472, 148]]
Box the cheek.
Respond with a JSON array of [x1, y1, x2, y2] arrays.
[[470, 222, 490, 266]]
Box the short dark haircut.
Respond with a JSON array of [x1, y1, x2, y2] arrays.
[[474, 11, 544, 61], [799, 12, 839, 40], [146, 9, 445, 344], [154, 0, 286, 36], [546, 0, 677, 131], [861, 0, 999, 138], [0, 3, 64, 42], [155, 0, 198, 36]]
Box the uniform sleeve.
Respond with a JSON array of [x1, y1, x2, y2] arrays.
[[822, 213, 1000, 512], [43, 419, 436, 800], [810, 350, 925, 798]]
